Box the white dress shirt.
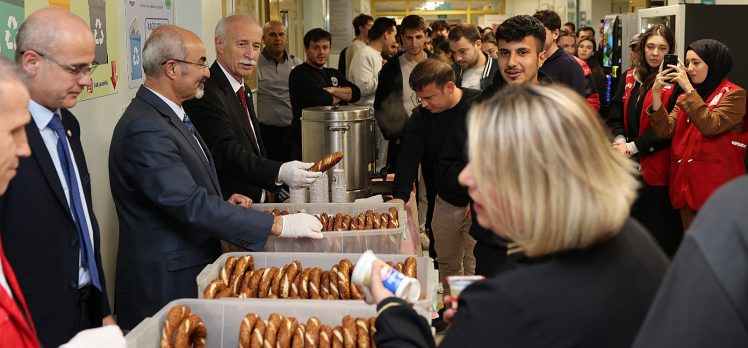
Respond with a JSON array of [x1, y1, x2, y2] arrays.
[[29, 100, 94, 288]]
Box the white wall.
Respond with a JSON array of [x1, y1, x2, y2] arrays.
[[66, 0, 224, 307]]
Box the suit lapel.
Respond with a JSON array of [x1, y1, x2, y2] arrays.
[[243, 89, 265, 156], [25, 121, 71, 218], [212, 63, 262, 155], [136, 87, 222, 193]]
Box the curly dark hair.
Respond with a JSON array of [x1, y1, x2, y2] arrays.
[[496, 15, 546, 52]]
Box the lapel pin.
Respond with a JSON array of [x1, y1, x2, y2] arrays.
[[67, 130, 72, 137]]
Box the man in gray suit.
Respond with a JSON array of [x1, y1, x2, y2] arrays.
[[109, 25, 322, 330]]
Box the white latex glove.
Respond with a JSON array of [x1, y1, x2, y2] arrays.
[[60, 325, 125, 348], [278, 161, 323, 189], [280, 213, 324, 239]]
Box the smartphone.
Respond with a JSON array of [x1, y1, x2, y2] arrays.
[[663, 54, 679, 68]]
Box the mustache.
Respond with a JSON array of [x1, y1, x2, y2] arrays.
[[240, 59, 257, 66]]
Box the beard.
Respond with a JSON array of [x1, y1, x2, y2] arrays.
[[194, 82, 205, 99]]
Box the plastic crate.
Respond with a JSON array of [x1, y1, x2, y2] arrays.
[[196, 252, 437, 316], [254, 203, 407, 254], [125, 298, 379, 348]]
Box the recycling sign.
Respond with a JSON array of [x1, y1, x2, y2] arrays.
[[0, 1, 23, 60]]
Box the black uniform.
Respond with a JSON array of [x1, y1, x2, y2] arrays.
[[288, 62, 361, 160]]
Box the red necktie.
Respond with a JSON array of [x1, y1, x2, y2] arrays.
[[237, 86, 249, 117]]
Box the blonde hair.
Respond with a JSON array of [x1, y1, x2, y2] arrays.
[[468, 84, 639, 257]]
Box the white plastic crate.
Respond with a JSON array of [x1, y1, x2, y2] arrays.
[[254, 203, 407, 254], [125, 298, 380, 348], [196, 252, 437, 317]]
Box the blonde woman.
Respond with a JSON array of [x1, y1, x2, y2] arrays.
[[370, 84, 668, 347]]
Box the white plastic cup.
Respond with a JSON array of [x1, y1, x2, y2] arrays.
[[446, 275, 484, 309], [309, 172, 329, 203], [290, 187, 306, 203], [331, 168, 347, 203], [352, 250, 421, 304]]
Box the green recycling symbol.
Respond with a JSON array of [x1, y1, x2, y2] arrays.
[[5, 15, 17, 51], [93, 18, 105, 45]]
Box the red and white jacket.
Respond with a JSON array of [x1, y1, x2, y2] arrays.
[[0, 238, 39, 348], [623, 69, 675, 186], [669, 79, 748, 211]]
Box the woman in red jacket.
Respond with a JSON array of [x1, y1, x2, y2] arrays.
[[605, 24, 683, 256], [648, 39, 747, 230]]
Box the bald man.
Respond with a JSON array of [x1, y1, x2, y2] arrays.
[[0, 8, 113, 346], [184, 15, 318, 203], [256, 20, 302, 165], [110, 24, 322, 329]]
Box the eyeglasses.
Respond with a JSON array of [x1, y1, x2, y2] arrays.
[[162, 58, 210, 69], [22, 50, 98, 77]]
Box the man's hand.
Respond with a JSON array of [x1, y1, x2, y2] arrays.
[[278, 213, 323, 239], [227, 193, 253, 208], [102, 315, 116, 326], [278, 161, 322, 189]]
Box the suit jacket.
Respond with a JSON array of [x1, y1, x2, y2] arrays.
[[375, 219, 668, 348], [109, 86, 274, 329], [184, 62, 282, 202], [0, 109, 110, 347], [0, 238, 39, 348]]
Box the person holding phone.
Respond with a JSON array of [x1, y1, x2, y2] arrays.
[[371, 84, 668, 348], [605, 24, 683, 256], [648, 39, 747, 230]]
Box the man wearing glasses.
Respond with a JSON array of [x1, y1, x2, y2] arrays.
[[109, 24, 322, 330], [0, 8, 113, 347]]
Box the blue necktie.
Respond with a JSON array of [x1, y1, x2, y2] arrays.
[[48, 114, 101, 291], [183, 112, 196, 135]]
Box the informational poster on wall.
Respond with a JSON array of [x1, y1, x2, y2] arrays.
[[125, 0, 174, 88], [19, 0, 120, 100]]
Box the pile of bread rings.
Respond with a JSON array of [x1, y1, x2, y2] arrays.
[[268, 208, 400, 232], [239, 313, 376, 348], [203, 255, 418, 300], [160, 305, 207, 348]]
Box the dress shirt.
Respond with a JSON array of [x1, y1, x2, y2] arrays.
[[28, 100, 93, 288], [0, 258, 11, 297], [144, 87, 208, 160]]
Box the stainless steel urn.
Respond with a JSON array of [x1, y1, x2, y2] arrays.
[[301, 105, 375, 201]]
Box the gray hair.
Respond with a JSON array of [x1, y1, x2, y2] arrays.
[[0, 57, 26, 102], [15, 15, 55, 61], [142, 25, 187, 77], [215, 13, 259, 40]]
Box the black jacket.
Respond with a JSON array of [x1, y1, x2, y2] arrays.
[[375, 219, 668, 348], [452, 52, 499, 91], [0, 109, 110, 347], [374, 52, 409, 141], [184, 62, 283, 201], [634, 176, 748, 347], [539, 48, 586, 96]]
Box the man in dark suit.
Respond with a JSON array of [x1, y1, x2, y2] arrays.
[[109, 25, 323, 330], [184, 14, 320, 203], [0, 56, 39, 348], [0, 8, 114, 346]]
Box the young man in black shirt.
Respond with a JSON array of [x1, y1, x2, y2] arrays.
[[533, 10, 585, 96], [389, 59, 481, 302], [440, 15, 550, 277], [288, 28, 361, 160]]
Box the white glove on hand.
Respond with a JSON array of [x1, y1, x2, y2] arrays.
[[278, 161, 322, 189], [279, 213, 324, 239]]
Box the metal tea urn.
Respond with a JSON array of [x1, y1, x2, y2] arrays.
[[301, 105, 375, 201]]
